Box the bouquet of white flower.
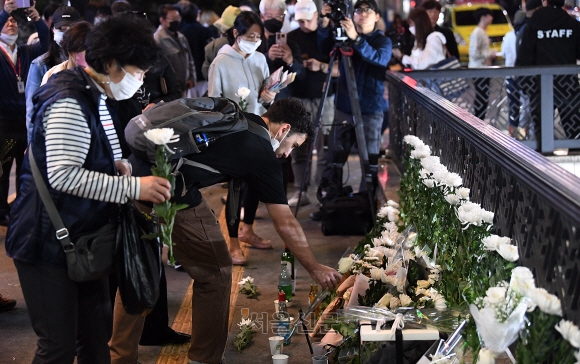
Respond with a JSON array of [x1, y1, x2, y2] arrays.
[[233, 318, 256, 351], [238, 276, 259, 299]]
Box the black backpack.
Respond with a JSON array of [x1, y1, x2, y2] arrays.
[[125, 97, 269, 164]]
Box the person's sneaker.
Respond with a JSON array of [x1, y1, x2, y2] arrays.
[[310, 209, 323, 221], [288, 191, 310, 207], [0, 294, 16, 312]]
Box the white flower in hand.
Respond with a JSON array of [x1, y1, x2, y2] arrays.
[[236, 87, 251, 100], [555, 320, 580, 348], [144, 128, 176, 145]]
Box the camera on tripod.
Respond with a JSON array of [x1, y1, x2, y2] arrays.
[[322, 0, 352, 43], [322, 0, 351, 23]]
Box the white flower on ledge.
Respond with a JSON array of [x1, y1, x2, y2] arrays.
[[456, 187, 471, 200], [403, 135, 426, 149], [482, 235, 511, 251], [530, 288, 562, 316], [555, 319, 580, 349], [410, 144, 431, 159], [444, 193, 461, 205], [497, 244, 519, 262], [509, 266, 535, 297], [238, 318, 255, 328]]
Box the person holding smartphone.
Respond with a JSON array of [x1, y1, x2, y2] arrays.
[[0, 0, 49, 226]]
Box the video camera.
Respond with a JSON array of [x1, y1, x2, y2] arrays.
[[322, 0, 351, 23], [322, 0, 352, 44]]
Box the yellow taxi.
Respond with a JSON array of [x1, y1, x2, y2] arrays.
[[443, 3, 512, 64]]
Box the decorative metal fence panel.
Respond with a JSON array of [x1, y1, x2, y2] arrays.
[[386, 71, 580, 323], [399, 65, 580, 153]]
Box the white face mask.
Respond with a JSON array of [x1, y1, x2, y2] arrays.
[[409, 26, 416, 36], [53, 30, 64, 46], [238, 38, 262, 54], [0, 33, 18, 46], [108, 66, 143, 100], [271, 128, 290, 152]]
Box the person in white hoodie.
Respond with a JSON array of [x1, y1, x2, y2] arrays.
[[392, 8, 446, 70], [208, 11, 276, 115]]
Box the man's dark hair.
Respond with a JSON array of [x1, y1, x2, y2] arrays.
[[85, 16, 160, 73], [111, 0, 132, 15], [158, 4, 180, 19], [420, 0, 442, 11], [474, 7, 492, 23], [177, 0, 199, 23], [263, 98, 314, 139], [61, 21, 92, 54], [547, 0, 565, 7], [43, 3, 60, 22], [227, 11, 264, 45]]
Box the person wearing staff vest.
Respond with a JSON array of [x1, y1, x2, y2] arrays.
[[0, 0, 49, 226]]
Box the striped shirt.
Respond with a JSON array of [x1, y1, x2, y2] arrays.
[[44, 96, 140, 203]]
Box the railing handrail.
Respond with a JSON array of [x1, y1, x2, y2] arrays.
[[399, 64, 580, 79], [386, 71, 580, 227]]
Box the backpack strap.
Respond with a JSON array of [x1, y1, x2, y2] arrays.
[[246, 118, 271, 140]]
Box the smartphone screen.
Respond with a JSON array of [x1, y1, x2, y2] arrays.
[[276, 32, 287, 46], [15, 0, 32, 8]]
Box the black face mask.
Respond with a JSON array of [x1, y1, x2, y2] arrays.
[[264, 18, 283, 34], [168, 20, 181, 32]]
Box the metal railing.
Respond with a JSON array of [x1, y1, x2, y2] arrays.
[[399, 65, 580, 154], [386, 71, 580, 323]]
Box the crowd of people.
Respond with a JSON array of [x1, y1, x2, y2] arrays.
[[1, 0, 579, 363]]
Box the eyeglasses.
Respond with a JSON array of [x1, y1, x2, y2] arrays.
[[354, 7, 375, 14], [262, 12, 286, 20]]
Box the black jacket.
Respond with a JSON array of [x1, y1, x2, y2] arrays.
[[435, 25, 459, 59], [516, 6, 580, 66]]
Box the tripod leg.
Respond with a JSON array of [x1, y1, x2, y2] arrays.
[[293, 51, 339, 217], [342, 54, 376, 217]]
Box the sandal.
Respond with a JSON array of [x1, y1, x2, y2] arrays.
[[230, 250, 247, 266], [238, 232, 273, 250]]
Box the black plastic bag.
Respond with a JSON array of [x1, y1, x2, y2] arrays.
[[116, 201, 162, 315]]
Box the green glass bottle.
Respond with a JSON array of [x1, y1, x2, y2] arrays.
[[281, 246, 296, 294]]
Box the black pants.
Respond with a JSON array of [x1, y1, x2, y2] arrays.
[[15, 259, 112, 364], [0, 132, 27, 215]]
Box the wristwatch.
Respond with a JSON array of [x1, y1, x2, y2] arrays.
[[354, 35, 363, 45], [320, 63, 327, 73]]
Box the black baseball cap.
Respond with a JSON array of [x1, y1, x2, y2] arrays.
[[52, 6, 81, 29], [354, 0, 379, 13]]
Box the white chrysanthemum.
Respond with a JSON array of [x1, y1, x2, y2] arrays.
[[399, 294, 413, 307], [530, 288, 562, 316], [410, 144, 431, 159], [419, 168, 430, 179], [481, 210, 494, 224], [430, 289, 447, 311], [238, 318, 254, 327], [457, 201, 486, 227], [144, 128, 175, 145], [510, 267, 536, 297], [422, 179, 435, 188], [403, 135, 425, 148], [235, 87, 251, 99], [389, 296, 401, 309], [443, 172, 462, 187], [338, 257, 354, 274], [555, 320, 580, 349], [416, 287, 427, 296], [417, 280, 431, 289], [497, 244, 519, 262], [481, 235, 511, 251], [485, 286, 507, 305], [445, 194, 461, 205], [420, 156, 443, 173], [376, 293, 393, 308], [387, 200, 400, 208], [456, 187, 470, 200], [478, 348, 496, 364], [370, 267, 387, 282], [238, 276, 254, 285]]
